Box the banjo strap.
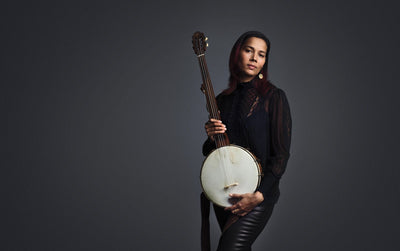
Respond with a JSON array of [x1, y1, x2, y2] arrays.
[[200, 193, 240, 251], [201, 192, 210, 251]]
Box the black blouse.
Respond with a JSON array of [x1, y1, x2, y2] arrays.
[[202, 81, 292, 205]]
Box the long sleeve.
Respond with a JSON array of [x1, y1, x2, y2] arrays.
[[268, 88, 292, 178], [202, 137, 216, 156], [257, 88, 292, 198]]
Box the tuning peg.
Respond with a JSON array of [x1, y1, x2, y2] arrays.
[[206, 43, 209, 47], [200, 83, 206, 93], [205, 37, 208, 41]]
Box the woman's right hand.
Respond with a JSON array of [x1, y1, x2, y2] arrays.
[[205, 118, 227, 141]]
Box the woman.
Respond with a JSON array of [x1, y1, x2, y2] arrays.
[[202, 31, 292, 251]]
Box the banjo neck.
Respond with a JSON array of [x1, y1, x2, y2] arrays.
[[192, 32, 229, 148]]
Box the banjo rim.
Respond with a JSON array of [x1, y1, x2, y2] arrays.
[[200, 144, 262, 207]]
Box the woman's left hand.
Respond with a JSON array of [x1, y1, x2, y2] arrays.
[[225, 191, 264, 217]]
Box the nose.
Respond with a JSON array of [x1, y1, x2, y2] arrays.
[[250, 53, 257, 62]]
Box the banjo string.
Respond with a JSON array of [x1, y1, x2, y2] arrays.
[[198, 55, 235, 187]]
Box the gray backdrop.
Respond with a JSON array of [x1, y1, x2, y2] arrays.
[[2, 0, 399, 250]]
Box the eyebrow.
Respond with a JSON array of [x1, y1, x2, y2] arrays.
[[243, 45, 266, 54]]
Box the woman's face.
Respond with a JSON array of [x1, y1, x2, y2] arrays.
[[237, 37, 267, 82]]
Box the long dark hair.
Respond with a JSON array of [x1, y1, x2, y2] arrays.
[[222, 31, 272, 96]]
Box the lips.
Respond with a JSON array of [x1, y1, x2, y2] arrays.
[[247, 64, 256, 70]]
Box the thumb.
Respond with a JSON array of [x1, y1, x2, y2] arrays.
[[229, 193, 242, 199]]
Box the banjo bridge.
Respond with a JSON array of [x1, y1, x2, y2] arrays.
[[224, 182, 239, 189]]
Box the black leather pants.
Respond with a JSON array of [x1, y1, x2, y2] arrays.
[[213, 203, 275, 251]]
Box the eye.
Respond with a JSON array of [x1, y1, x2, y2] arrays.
[[259, 54, 265, 58], [245, 49, 251, 53]]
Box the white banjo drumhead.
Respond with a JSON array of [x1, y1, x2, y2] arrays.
[[201, 145, 261, 207]]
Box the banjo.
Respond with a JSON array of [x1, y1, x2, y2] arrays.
[[192, 32, 262, 207]]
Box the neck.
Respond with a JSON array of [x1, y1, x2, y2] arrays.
[[239, 75, 255, 83]]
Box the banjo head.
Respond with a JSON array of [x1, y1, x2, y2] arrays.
[[200, 145, 261, 207]]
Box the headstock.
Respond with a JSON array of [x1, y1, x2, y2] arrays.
[[192, 31, 208, 56]]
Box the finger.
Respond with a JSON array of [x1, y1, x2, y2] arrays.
[[224, 205, 238, 211], [205, 120, 221, 126], [207, 121, 227, 128], [205, 124, 226, 130], [228, 208, 239, 215], [238, 212, 248, 217], [206, 128, 226, 134], [233, 209, 246, 215], [206, 128, 227, 136], [205, 123, 226, 132], [229, 193, 243, 199], [209, 118, 222, 123], [205, 123, 226, 129]]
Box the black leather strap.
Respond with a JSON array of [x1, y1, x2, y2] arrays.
[[201, 192, 211, 251]]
